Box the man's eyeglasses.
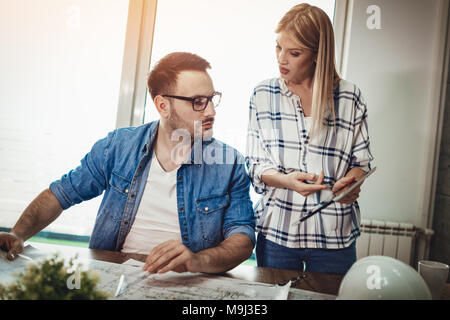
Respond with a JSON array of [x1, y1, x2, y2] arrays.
[[162, 91, 222, 112]]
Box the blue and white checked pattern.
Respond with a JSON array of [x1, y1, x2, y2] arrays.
[[245, 78, 374, 249]]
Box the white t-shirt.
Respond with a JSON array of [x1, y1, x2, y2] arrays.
[[121, 152, 181, 254]]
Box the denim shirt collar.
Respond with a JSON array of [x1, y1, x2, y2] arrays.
[[141, 120, 159, 155]]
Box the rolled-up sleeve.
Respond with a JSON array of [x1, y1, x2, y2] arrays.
[[49, 131, 115, 210], [245, 90, 278, 194], [349, 91, 374, 172], [223, 152, 256, 247]]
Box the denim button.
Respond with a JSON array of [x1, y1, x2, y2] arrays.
[[183, 236, 188, 241], [125, 189, 129, 194]]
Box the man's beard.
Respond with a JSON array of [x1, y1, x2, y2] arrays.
[[168, 108, 213, 142]]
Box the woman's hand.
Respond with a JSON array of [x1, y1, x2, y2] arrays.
[[283, 170, 327, 197], [261, 169, 327, 197], [332, 168, 366, 204]]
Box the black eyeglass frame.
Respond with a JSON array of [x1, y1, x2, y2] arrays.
[[161, 91, 222, 112]]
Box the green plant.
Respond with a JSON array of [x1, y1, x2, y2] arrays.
[[0, 254, 109, 300]]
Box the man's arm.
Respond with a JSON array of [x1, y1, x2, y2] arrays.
[[143, 234, 253, 274], [0, 188, 63, 260]]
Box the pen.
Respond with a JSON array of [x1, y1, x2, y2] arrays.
[[291, 200, 334, 227], [17, 253, 34, 261]]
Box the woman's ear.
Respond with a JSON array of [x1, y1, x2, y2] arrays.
[[154, 95, 170, 118]]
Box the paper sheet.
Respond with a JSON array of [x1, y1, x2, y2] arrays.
[[122, 258, 145, 268], [288, 287, 336, 300], [0, 245, 48, 285]]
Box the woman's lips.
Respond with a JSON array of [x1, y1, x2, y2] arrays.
[[279, 67, 289, 75]]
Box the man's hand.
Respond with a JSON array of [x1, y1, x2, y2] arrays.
[[143, 240, 202, 274], [0, 232, 24, 261], [0, 188, 63, 261], [283, 170, 327, 197]]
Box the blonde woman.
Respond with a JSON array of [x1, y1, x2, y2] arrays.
[[246, 4, 374, 274]]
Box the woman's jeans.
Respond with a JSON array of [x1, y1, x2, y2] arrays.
[[256, 233, 356, 274]]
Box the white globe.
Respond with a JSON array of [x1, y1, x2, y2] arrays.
[[337, 256, 432, 300]]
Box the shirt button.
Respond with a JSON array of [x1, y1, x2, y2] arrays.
[[183, 236, 188, 241], [131, 194, 135, 198], [125, 189, 129, 194], [204, 207, 209, 212], [124, 221, 129, 225], [179, 207, 183, 211], [178, 177, 182, 181]]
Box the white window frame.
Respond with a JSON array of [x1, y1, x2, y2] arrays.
[[115, 0, 158, 128], [333, 0, 351, 78]]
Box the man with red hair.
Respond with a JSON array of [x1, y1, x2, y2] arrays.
[[1, 52, 255, 275]]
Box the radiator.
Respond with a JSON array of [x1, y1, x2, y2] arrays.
[[356, 219, 434, 267]]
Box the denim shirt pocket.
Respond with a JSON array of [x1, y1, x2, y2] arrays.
[[196, 193, 230, 245], [107, 171, 131, 222]]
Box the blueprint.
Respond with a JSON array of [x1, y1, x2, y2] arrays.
[[1, 246, 335, 300], [119, 259, 336, 300], [85, 258, 291, 300], [85, 258, 335, 300]]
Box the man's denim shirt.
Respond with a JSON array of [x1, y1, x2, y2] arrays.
[[49, 120, 255, 252]]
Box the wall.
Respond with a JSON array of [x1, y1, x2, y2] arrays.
[[341, 0, 449, 228], [0, 0, 129, 235], [430, 51, 450, 281]]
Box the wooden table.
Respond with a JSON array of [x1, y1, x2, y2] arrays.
[[28, 242, 343, 296], [27, 242, 450, 299]]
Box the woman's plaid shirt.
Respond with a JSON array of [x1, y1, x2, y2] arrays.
[[245, 78, 374, 249]]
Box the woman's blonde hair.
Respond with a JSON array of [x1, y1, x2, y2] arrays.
[[276, 3, 341, 137]]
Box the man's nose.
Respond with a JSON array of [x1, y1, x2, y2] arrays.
[[203, 100, 216, 117]]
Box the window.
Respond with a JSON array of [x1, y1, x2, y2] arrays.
[[0, 0, 129, 236]]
